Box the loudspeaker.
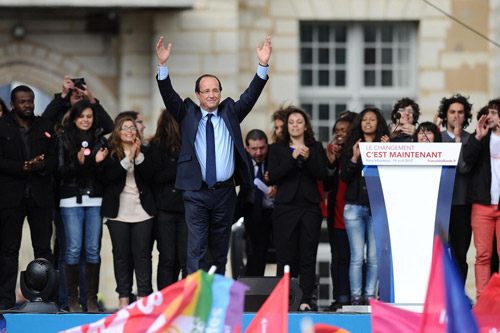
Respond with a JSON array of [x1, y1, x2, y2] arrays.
[[237, 277, 302, 312]]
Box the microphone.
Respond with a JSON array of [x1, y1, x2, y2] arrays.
[[418, 124, 432, 142], [390, 112, 402, 138]]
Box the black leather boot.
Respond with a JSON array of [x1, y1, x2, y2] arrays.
[[65, 264, 82, 312], [85, 262, 100, 312]]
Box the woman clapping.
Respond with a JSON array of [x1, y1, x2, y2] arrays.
[[340, 108, 389, 305], [267, 106, 327, 311], [56, 100, 108, 312], [101, 117, 156, 309]]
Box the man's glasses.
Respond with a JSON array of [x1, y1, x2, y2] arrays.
[[199, 89, 221, 95]]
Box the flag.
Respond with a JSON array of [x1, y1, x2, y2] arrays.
[[311, 323, 351, 333], [370, 299, 421, 333], [60, 270, 248, 333], [370, 236, 479, 333], [419, 236, 478, 333], [473, 273, 500, 332], [245, 268, 289, 333], [204, 274, 249, 333]]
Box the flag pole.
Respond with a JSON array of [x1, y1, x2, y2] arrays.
[[208, 266, 217, 275], [284, 265, 289, 333]]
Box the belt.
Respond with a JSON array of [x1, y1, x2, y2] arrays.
[[201, 178, 235, 190]]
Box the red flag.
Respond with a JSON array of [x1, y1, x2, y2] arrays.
[[245, 267, 289, 333], [473, 273, 500, 332], [312, 323, 351, 333], [418, 237, 447, 333], [370, 299, 421, 333]]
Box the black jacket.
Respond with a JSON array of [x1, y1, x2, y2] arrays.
[[100, 146, 157, 218], [0, 111, 57, 209], [268, 141, 326, 205], [441, 130, 473, 205], [463, 131, 498, 208], [149, 138, 184, 213], [340, 155, 369, 206], [56, 128, 108, 201], [42, 93, 114, 134], [234, 152, 272, 222]]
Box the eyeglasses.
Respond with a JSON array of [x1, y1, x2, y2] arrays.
[[398, 108, 415, 114], [120, 126, 137, 131], [199, 89, 221, 95]]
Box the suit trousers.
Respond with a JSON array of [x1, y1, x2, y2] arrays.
[[0, 197, 54, 309], [243, 205, 273, 276], [183, 186, 236, 275], [106, 218, 153, 298], [273, 203, 322, 304]]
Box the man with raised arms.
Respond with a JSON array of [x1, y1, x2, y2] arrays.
[[155, 36, 272, 275]]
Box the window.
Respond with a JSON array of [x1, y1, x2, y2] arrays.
[[299, 22, 418, 142]]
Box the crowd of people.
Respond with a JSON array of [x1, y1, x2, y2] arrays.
[[0, 34, 499, 313]]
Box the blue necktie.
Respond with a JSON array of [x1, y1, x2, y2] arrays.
[[206, 113, 217, 187]]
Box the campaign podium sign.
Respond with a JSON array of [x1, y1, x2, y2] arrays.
[[359, 142, 461, 304]]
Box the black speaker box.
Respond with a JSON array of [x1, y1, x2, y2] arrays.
[[237, 277, 302, 312]]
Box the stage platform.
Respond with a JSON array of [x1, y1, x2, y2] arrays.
[[0, 312, 371, 332]]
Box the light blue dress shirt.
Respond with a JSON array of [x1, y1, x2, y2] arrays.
[[195, 108, 233, 182], [157, 64, 269, 183]]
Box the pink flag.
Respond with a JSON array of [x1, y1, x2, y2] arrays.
[[370, 299, 421, 333]]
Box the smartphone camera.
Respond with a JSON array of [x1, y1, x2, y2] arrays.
[[71, 78, 86, 90]]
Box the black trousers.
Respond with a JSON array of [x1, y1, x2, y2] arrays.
[[0, 197, 54, 309], [273, 203, 322, 304], [107, 218, 153, 298], [243, 205, 273, 276], [327, 223, 350, 303], [448, 204, 472, 285], [183, 186, 236, 275], [154, 210, 187, 290]]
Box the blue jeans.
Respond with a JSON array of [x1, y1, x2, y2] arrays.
[[54, 209, 87, 310], [60, 206, 102, 265], [344, 202, 377, 296]]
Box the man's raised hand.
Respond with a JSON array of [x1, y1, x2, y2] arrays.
[[156, 36, 172, 67], [475, 115, 489, 141], [257, 36, 272, 67]]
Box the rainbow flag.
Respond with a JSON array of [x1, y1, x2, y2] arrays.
[[60, 270, 248, 333]]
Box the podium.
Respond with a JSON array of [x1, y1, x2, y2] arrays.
[[359, 142, 461, 305]]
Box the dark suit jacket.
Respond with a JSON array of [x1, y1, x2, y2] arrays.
[[100, 145, 157, 218], [0, 112, 57, 209], [157, 74, 268, 191], [234, 153, 271, 221], [268, 141, 327, 204]]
